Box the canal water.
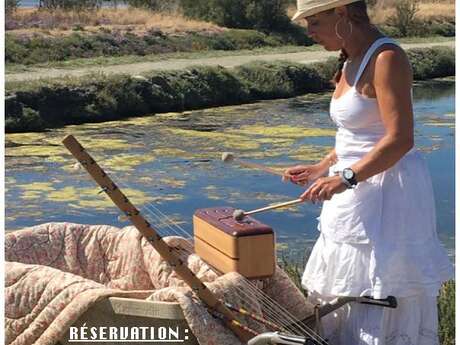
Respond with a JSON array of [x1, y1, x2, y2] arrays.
[[5, 78, 455, 262]]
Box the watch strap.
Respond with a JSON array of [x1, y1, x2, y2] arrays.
[[340, 173, 353, 188]]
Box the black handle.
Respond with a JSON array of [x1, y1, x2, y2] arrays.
[[359, 296, 397, 308]]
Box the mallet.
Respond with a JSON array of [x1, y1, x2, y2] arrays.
[[222, 152, 284, 177], [233, 198, 304, 221]]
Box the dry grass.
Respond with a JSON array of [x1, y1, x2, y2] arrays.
[[370, 1, 455, 23], [7, 8, 223, 34], [287, 1, 455, 25]]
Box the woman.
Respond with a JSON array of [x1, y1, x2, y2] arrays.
[[284, 0, 453, 344]]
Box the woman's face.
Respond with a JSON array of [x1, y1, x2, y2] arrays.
[[305, 9, 343, 51]]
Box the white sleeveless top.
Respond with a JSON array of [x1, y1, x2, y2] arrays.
[[320, 37, 407, 244], [330, 37, 397, 164]]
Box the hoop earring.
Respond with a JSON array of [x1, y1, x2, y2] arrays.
[[335, 18, 353, 42]]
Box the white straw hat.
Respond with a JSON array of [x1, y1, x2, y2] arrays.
[[292, 0, 362, 21]]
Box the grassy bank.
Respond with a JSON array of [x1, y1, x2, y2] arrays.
[[279, 257, 455, 345], [5, 46, 454, 133], [4, 45, 315, 73], [5, 28, 311, 66], [5, 36, 453, 73]]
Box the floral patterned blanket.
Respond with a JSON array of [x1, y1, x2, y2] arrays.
[[5, 223, 313, 345]]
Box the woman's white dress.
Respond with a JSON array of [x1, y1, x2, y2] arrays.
[[301, 37, 454, 345]]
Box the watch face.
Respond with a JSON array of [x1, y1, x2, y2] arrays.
[[344, 169, 354, 179]]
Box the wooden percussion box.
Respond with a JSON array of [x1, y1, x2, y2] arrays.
[[193, 207, 275, 279]]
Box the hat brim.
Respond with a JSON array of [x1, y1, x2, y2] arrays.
[[291, 0, 362, 22]]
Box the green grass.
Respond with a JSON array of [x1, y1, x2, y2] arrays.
[[438, 280, 455, 345], [5, 45, 319, 73], [5, 36, 453, 74], [397, 36, 453, 44], [5, 27, 311, 67]]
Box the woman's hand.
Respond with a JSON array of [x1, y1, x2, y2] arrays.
[[300, 175, 347, 202], [282, 163, 327, 186]]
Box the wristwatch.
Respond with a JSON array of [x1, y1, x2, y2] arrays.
[[340, 168, 358, 188]]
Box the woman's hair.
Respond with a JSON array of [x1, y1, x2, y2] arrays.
[[333, 0, 371, 84]]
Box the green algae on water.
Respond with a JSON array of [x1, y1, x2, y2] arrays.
[[18, 182, 55, 192], [101, 153, 155, 171], [163, 128, 260, 151], [228, 125, 336, 139], [156, 177, 187, 189], [276, 243, 289, 251], [288, 145, 333, 162], [48, 186, 80, 203], [6, 145, 65, 157]]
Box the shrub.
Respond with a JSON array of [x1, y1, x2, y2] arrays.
[[235, 61, 327, 98], [5, 30, 296, 65], [408, 47, 454, 80], [124, 0, 173, 11], [5, 36, 29, 63], [378, 18, 455, 38], [145, 73, 185, 112], [311, 57, 341, 85], [6, 0, 20, 15], [40, 0, 103, 10], [243, 0, 291, 31], [411, 19, 455, 37], [169, 66, 251, 109], [265, 21, 313, 46], [391, 0, 419, 37], [180, 0, 294, 32], [86, 75, 151, 119], [5, 96, 45, 132]]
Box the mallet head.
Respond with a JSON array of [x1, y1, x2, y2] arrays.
[[233, 209, 246, 221], [221, 152, 235, 163]]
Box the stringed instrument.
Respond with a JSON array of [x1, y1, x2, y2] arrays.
[[62, 134, 331, 345]]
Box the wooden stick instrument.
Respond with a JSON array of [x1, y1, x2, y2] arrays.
[[221, 152, 309, 187], [62, 134, 253, 342], [222, 152, 284, 176]]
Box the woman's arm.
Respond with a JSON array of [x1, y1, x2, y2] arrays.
[[283, 149, 337, 185], [322, 149, 338, 169], [351, 47, 414, 182]]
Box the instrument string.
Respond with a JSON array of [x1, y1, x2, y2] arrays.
[[126, 190, 306, 333], [144, 209, 326, 343], [121, 183, 322, 339], [70, 158, 327, 344], [84, 168, 323, 341], [111, 180, 311, 338], [100, 173, 323, 341], [129, 200, 288, 329], [127, 191, 325, 342]]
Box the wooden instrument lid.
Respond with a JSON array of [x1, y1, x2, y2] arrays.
[[194, 207, 273, 237]]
